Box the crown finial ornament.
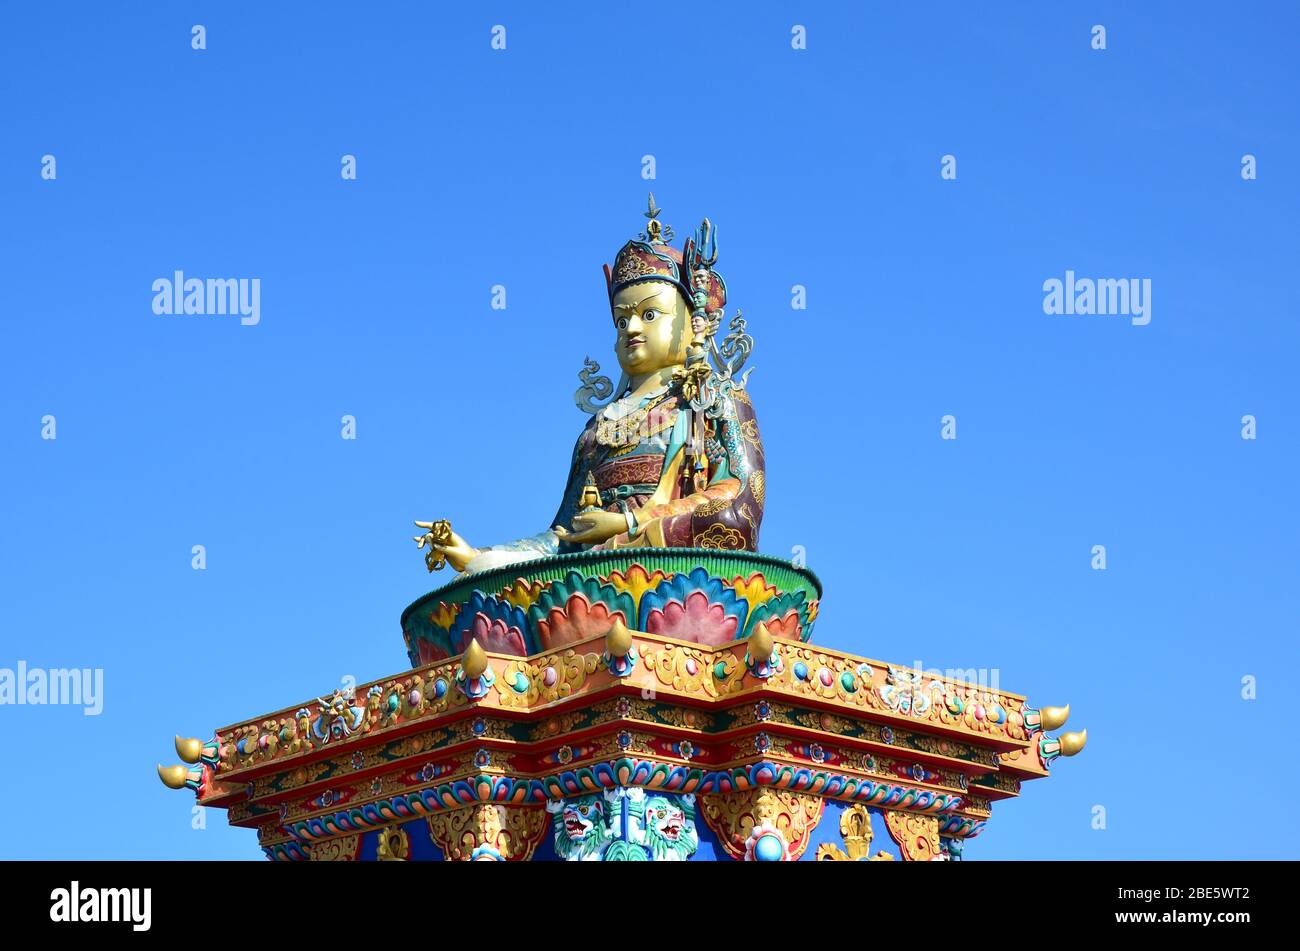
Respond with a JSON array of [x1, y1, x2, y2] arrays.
[[640, 191, 673, 243]]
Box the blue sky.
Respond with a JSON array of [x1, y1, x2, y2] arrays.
[[1, 2, 1296, 859]]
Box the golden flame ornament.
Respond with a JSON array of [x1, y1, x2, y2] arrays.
[[156, 764, 189, 790], [606, 618, 634, 658], [174, 735, 203, 764], [1059, 729, 1088, 757], [461, 638, 489, 680], [747, 621, 774, 664], [1040, 705, 1070, 731]]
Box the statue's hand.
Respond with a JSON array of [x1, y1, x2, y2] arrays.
[[413, 520, 477, 573], [555, 510, 627, 545]]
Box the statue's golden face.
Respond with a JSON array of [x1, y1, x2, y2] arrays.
[[611, 280, 690, 376]]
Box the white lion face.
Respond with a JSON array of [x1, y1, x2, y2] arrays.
[[562, 799, 601, 841], [649, 800, 686, 842]]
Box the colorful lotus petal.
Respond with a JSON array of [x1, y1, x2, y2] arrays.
[[640, 568, 748, 646], [401, 552, 821, 669], [529, 571, 636, 650], [605, 564, 669, 613], [429, 601, 459, 631], [537, 594, 628, 650], [447, 591, 534, 657], [730, 572, 777, 608], [412, 639, 451, 666], [498, 578, 545, 612], [404, 608, 456, 667]]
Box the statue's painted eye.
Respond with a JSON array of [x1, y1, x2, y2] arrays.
[[616, 317, 628, 331], [643, 309, 658, 322], [657, 808, 666, 818]]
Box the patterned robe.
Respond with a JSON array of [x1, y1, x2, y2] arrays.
[[474, 381, 764, 568]]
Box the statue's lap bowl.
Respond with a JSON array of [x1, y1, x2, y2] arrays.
[[400, 548, 823, 668]]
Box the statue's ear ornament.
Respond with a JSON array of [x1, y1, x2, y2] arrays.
[[574, 356, 628, 415], [713, 310, 754, 387]]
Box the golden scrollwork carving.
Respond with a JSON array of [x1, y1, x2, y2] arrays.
[[882, 810, 940, 862], [426, 804, 548, 862], [307, 833, 361, 862], [814, 804, 895, 861], [776, 647, 874, 706], [700, 788, 825, 861], [499, 649, 602, 709], [642, 643, 743, 698]]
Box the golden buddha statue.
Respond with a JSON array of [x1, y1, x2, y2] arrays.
[[415, 195, 764, 574]]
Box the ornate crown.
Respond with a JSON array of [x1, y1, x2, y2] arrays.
[[604, 193, 727, 319]]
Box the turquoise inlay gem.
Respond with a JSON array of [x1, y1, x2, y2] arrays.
[[754, 833, 784, 862]]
